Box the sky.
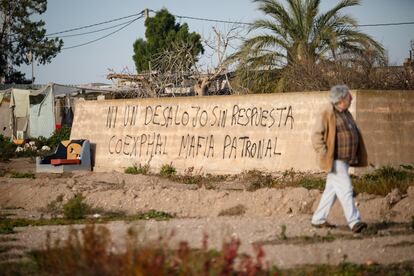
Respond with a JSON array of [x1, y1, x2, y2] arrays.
[[19, 0, 414, 85]]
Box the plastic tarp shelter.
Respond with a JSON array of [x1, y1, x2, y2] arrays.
[[29, 85, 55, 138]]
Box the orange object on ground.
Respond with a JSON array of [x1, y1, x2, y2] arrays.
[[67, 143, 82, 159], [13, 139, 24, 145], [51, 159, 81, 166]]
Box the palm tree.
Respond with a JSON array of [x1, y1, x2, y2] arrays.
[[233, 0, 384, 69]]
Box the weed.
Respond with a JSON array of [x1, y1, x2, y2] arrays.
[[354, 166, 414, 196], [47, 126, 71, 148], [273, 169, 326, 191], [43, 194, 64, 218], [124, 163, 150, 175], [298, 177, 325, 190], [28, 224, 267, 275], [0, 169, 5, 177], [279, 225, 287, 240], [218, 204, 247, 216], [134, 210, 174, 221], [159, 163, 176, 178], [243, 170, 274, 191], [0, 221, 14, 234], [0, 134, 16, 162], [63, 194, 90, 220], [411, 216, 414, 230], [172, 166, 203, 185], [10, 171, 36, 179]]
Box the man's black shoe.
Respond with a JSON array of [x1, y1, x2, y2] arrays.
[[311, 222, 336, 229], [352, 222, 367, 233]]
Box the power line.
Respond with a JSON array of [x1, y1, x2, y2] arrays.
[[61, 15, 143, 50], [173, 14, 253, 26], [48, 18, 140, 38], [358, 21, 414, 27], [46, 11, 144, 37], [171, 13, 414, 28]]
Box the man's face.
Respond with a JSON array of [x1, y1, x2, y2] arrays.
[[339, 92, 352, 110]]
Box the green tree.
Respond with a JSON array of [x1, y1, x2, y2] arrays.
[[233, 0, 384, 69], [0, 0, 63, 82], [132, 9, 204, 73]]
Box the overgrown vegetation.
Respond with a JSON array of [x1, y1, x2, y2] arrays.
[[0, 127, 71, 162], [43, 194, 65, 218], [411, 216, 414, 230], [134, 210, 174, 220], [47, 125, 71, 148], [0, 135, 16, 161], [0, 220, 15, 234], [124, 163, 150, 175], [240, 166, 413, 196], [353, 165, 414, 196], [1, 224, 413, 275], [243, 169, 274, 191], [0, 210, 174, 231], [159, 163, 177, 178], [125, 164, 413, 197], [63, 194, 89, 220], [9, 171, 36, 179]]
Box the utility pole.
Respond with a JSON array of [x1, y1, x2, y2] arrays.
[[26, 51, 34, 84]]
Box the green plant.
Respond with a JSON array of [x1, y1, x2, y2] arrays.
[[47, 126, 71, 148], [172, 166, 203, 185], [243, 170, 274, 191], [135, 210, 174, 221], [159, 163, 176, 178], [10, 171, 36, 179], [0, 135, 16, 162], [124, 164, 150, 175], [354, 166, 414, 196], [279, 225, 287, 240], [63, 194, 89, 220], [0, 221, 14, 234], [298, 177, 325, 190]]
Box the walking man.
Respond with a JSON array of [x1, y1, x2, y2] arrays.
[[311, 85, 368, 233]]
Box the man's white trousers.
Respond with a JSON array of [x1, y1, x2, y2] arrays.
[[311, 160, 361, 229]]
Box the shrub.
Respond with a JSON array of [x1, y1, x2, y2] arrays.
[[0, 221, 14, 234], [63, 194, 89, 220], [0, 135, 16, 162], [354, 166, 414, 196], [124, 164, 150, 175], [47, 126, 71, 148], [159, 163, 176, 178], [30, 224, 267, 276]]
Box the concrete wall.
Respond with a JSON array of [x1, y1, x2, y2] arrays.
[[355, 90, 414, 169], [70, 90, 414, 174]]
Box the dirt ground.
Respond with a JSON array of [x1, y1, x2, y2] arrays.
[[1, 158, 414, 269]]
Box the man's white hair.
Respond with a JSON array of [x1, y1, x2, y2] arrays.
[[330, 85, 349, 104]]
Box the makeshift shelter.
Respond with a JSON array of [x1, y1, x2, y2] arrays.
[[0, 89, 12, 137], [29, 85, 55, 138], [0, 83, 114, 139], [0, 84, 77, 139]]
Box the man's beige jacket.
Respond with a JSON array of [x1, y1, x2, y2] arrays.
[[311, 103, 368, 172]]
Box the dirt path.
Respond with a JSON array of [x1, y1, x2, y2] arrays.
[[1, 158, 414, 268]]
